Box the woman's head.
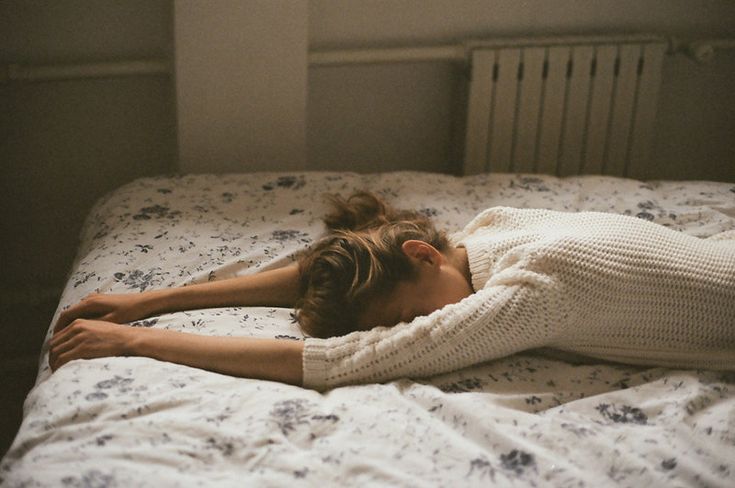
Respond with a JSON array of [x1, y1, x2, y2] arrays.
[[295, 192, 472, 338]]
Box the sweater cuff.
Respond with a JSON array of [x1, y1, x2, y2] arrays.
[[302, 339, 329, 391], [463, 236, 492, 291]]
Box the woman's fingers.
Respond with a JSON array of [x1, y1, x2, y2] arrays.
[[55, 309, 77, 333], [54, 294, 107, 332], [50, 327, 82, 354], [53, 344, 84, 370], [55, 303, 91, 332], [49, 321, 97, 370], [50, 318, 84, 345], [53, 293, 144, 333], [49, 334, 83, 370], [52, 345, 83, 371], [99, 313, 115, 323], [49, 321, 85, 363], [48, 319, 137, 372]]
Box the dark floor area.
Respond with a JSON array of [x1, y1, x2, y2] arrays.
[[1, 296, 58, 459]]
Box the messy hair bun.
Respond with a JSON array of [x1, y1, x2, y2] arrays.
[[296, 191, 448, 338], [322, 191, 430, 232]]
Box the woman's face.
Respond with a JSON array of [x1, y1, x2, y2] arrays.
[[358, 243, 474, 329]]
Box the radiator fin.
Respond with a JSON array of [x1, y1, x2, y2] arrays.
[[464, 38, 666, 176], [512, 47, 545, 173], [489, 49, 521, 172], [558, 46, 594, 176], [605, 44, 641, 176], [583, 45, 617, 174], [627, 43, 666, 175], [536, 46, 569, 174], [464, 50, 495, 176]]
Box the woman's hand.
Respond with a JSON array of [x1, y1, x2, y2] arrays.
[[54, 293, 154, 333], [49, 319, 140, 371], [48, 319, 305, 386], [53, 265, 302, 334]]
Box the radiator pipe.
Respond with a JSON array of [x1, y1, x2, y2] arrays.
[[0, 60, 170, 83], [2, 37, 734, 83]]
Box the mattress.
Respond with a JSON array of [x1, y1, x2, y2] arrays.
[[2, 171, 734, 487]]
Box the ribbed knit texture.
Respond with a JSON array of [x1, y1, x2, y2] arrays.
[[302, 207, 735, 390]]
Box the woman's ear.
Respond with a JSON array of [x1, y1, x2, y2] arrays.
[[401, 240, 441, 266]]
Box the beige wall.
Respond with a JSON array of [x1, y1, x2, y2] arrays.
[[174, 0, 308, 173], [307, 0, 735, 177], [1, 0, 176, 297], [644, 51, 735, 182], [309, 0, 735, 48], [1, 0, 734, 303]]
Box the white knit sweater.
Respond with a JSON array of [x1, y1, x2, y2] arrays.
[[302, 207, 735, 390]]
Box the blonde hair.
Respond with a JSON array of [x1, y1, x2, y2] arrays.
[[296, 192, 449, 338]]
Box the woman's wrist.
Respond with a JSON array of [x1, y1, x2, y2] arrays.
[[141, 288, 180, 316], [132, 264, 302, 320], [124, 327, 304, 386], [123, 325, 149, 356]]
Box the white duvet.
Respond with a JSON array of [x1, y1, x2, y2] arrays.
[[2, 171, 734, 487]]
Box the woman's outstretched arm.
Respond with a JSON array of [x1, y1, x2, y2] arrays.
[[54, 264, 301, 332], [141, 263, 301, 312], [49, 319, 304, 386]]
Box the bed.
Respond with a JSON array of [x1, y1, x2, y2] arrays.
[[2, 171, 734, 487]]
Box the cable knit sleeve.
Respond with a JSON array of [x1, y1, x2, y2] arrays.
[[301, 274, 563, 391], [302, 206, 735, 390]]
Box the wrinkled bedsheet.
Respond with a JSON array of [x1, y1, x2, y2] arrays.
[[2, 171, 734, 487]]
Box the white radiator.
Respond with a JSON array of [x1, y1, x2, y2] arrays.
[[463, 37, 667, 176]]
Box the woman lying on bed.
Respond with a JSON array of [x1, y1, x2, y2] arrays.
[[49, 192, 735, 390]]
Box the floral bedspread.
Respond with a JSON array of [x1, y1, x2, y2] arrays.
[[2, 171, 734, 487]]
